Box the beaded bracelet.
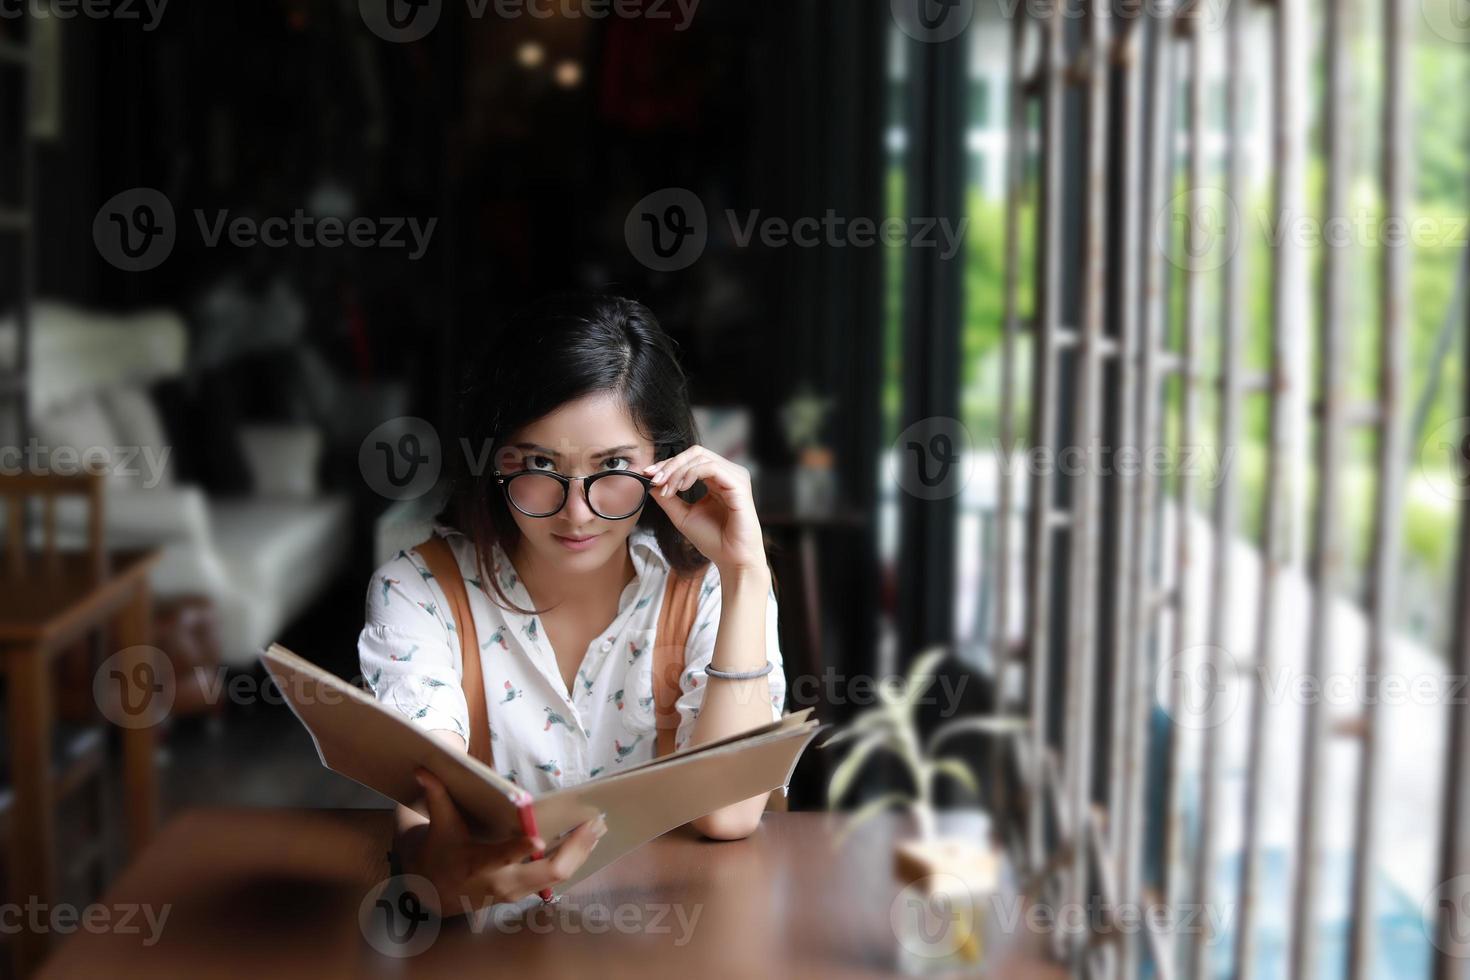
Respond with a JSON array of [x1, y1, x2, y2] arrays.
[[704, 661, 775, 681]]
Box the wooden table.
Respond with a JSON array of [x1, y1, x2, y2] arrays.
[[1, 550, 161, 975], [36, 808, 1066, 979]]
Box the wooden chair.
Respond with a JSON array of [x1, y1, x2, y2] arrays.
[[0, 471, 105, 579], [0, 472, 113, 913]]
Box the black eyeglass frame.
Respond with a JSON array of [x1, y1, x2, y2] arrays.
[[493, 468, 656, 520]]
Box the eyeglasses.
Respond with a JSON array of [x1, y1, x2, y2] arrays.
[[494, 468, 655, 520]]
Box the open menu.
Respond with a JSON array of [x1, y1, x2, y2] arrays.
[[261, 644, 822, 896]]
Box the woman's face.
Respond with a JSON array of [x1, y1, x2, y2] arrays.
[[495, 389, 656, 574]]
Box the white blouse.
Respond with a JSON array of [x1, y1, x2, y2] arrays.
[[358, 524, 787, 797]]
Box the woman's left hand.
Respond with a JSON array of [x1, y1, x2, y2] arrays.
[[643, 447, 766, 576]]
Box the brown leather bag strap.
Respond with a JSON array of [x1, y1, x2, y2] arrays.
[[653, 569, 704, 758], [416, 534, 492, 765]]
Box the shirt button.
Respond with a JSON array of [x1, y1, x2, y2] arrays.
[[601, 638, 613, 652]]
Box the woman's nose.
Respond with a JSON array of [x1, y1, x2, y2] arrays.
[[562, 482, 597, 523]]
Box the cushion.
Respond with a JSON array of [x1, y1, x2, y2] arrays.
[[32, 395, 133, 488], [102, 385, 174, 488], [209, 495, 352, 661], [237, 426, 322, 499]]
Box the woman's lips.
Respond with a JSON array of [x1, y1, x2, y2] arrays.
[[552, 532, 602, 552]]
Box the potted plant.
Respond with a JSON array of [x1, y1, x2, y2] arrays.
[[823, 646, 1027, 970], [778, 385, 836, 515]]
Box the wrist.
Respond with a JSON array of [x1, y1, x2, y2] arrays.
[[717, 562, 771, 594]]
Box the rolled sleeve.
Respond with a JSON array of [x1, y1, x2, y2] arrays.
[[358, 552, 470, 743], [673, 564, 787, 751]]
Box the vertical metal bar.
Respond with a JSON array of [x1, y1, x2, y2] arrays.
[[1288, 0, 1349, 973], [1161, 17, 1205, 959], [1252, 7, 1311, 980], [1346, 0, 1411, 975], [1434, 345, 1470, 974], [1120, 7, 1177, 980], [1264, 1, 1311, 980], [1106, 12, 1146, 866], [1435, 162, 1470, 974], [1061, 0, 1108, 961], [1025, 1, 1066, 873], [1193, 0, 1240, 963], [992, 6, 1028, 828]]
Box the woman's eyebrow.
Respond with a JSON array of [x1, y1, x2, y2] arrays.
[[593, 445, 638, 458], [511, 443, 560, 458]]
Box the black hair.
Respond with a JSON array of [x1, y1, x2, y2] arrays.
[[441, 293, 707, 613]]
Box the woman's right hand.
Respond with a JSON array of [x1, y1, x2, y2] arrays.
[[396, 769, 607, 917]]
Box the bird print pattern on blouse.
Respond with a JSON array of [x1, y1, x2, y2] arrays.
[[358, 526, 787, 797]]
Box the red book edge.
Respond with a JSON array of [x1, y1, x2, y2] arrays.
[[513, 791, 554, 902]]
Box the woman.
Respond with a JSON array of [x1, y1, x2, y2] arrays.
[[359, 294, 786, 916]]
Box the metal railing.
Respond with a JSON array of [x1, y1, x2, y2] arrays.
[[988, 1, 1467, 977]]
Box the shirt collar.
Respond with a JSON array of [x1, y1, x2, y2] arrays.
[[627, 526, 671, 577]]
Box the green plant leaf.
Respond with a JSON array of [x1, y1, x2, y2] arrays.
[[930, 757, 982, 798], [925, 715, 1030, 756], [902, 646, 950, 708], [831, 791, 916, 848], [826, 730, 897, 808], [817, 713, 889, 750]]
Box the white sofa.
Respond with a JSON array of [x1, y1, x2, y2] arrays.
[[3, 301, 351, 666]]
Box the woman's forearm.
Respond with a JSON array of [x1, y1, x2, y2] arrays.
[[687, 565, 777, 839]]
